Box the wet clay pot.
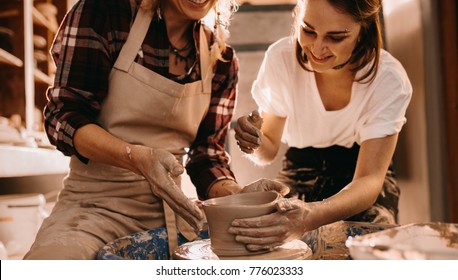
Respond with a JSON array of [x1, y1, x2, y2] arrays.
[[202, 191, 280, 257]]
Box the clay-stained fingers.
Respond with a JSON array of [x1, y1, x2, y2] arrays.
[[234, 128, 261, 154], [230, 212, 288, 228], [248, 110, 263, 128], [235, 116, 262, 141], [156, 150, 184, 176], [234, 127, 261, 146], [241, 179, 290, 196], [157, 183, 204, 231], [192, 198, 204, 210], [229, 224, 288, 238], [230, 223, 290, 251], [234, 114, 263, 154], [150, 174, 204, 231], [137, 148, 204, 231], [276, 197, 300, 212], [234, 137, 259, 154], [235, 235, 285, 247]]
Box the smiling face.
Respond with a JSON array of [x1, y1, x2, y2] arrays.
[[298, 0, 361, 73], [163, 0, 217, 21]]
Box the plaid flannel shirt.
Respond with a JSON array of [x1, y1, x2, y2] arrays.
[[44, 0, 238, 199]]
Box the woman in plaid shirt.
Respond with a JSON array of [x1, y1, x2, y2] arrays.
[[24, 0, 251, 259]]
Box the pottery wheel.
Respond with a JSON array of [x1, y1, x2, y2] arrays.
[[173, 239, 312, 260]]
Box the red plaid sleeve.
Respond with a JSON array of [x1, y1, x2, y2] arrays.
[[186, 47, 239, 200]]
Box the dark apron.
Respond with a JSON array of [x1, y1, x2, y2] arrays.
[[276, 145, 400, 224]]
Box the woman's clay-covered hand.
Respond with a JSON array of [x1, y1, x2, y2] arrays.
[[241, 178, 290, 196], [228, 198, 309, 251], [131, 145, 204, 232], [234, 110, 263, 154], [207, 179, 243, 198]]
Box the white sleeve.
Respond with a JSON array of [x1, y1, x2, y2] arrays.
[[359, 68, 412, 142], [251, 46, 289, 117]]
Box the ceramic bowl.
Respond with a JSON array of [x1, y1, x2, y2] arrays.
[[202, 191, 280, 257], [345, 222, 458, 260]]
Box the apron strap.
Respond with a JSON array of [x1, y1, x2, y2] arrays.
[[163, 202, 179, 258], [112, 7, 211, 257], [199, 24, 212, 94], [114, 7, 152, 72], [115, 8, 212, 94]]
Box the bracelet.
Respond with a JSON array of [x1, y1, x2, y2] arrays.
[[126, 146, 132, 160]]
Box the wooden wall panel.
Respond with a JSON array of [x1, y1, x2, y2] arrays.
[[439, 0, 458, 222]]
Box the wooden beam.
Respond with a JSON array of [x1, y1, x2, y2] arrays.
[[439, 0, 458, 222]]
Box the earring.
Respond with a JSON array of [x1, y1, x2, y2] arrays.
[[210, 5, 229, 63], [301, 50, 307, 61], [214, 11, 220, 33], [156, 3, 162, 20]]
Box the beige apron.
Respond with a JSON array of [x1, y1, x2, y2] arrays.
[[25, 7, 212, 260]]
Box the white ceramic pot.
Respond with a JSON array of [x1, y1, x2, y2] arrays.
[[0, 193, 48, 258]]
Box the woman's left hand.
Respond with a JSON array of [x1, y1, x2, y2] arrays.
[[240, 178, 290, 196], [228, 198, 310, 251], [132, 146, 204, 231], [234, 110, 263, 154]]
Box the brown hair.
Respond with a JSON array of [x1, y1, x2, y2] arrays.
[[292, 0, 383, 83]]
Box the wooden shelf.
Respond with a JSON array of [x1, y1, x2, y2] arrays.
[[32, 6, 58, 33], [0, 48, 23, 67], [1, 0, 62, 132], [34, 69, 54, 85], [0, 8, 20, 18], [0, 145, 69, 177]]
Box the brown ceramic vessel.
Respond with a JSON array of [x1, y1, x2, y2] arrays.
[[202, 191, 280, 257]]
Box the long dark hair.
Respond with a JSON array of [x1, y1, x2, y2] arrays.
[[292, 0, 383, 83]]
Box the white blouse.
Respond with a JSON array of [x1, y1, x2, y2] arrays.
[[251, 37, 413, 148]]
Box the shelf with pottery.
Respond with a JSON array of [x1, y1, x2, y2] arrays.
[[0, 4, 60, 32], [0, 8, 20, 19], [0, 116, 68, 178], [0, 145, 69, 178], [0, 48, 23, 67], [32, 3, 58, 86], [0, 1, 70, 180], [0, 0, 60, 132], [34, 68, 54, 85], [32, 6, 58, 33]]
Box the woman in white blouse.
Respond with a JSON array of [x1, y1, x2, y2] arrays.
[[230, 0, 412, 251]]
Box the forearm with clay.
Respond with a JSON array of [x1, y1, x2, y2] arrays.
[[74, 124, 204, 231]]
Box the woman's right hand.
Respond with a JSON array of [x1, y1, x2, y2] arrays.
[[234, 110, 263, 154], [131, 145, 204, 232], [228, 198, 311, 251]]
